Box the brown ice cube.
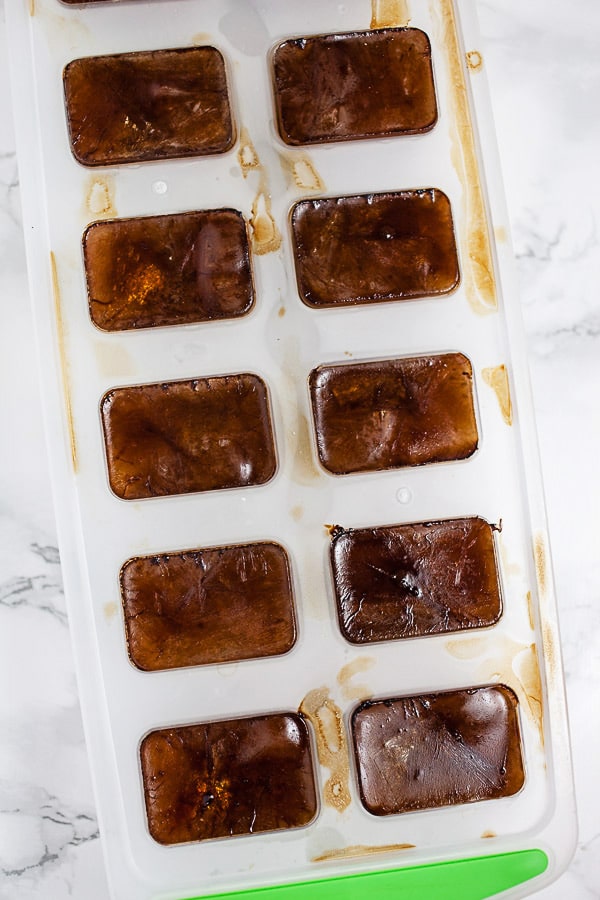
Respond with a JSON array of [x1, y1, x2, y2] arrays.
[[64, 47, 234, 166], [352, 685, 525, 815], [272, 28, 437, 146], [309, 353, 478, 475], [121, 542, 296, 671], [141, 713, 318, 844], [100, 374, 276, 500], [291, 190, 459, 308], [84, 209, 254, 331], [330, 518, 502, 643]]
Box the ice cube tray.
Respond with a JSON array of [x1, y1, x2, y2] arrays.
[[5, 0, 576, 897]]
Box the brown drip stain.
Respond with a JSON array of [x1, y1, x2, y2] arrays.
[[85, 176, 116, 219], [370, 0, 411, 28], [434, 0, 497, 314], [445, 635, 544, 745], [103, 601, 118, 621], [50, 252, 78, 472], [481, 831, 496, 840], [533, 533, 548, 600], [237, 127, 260, 177], [236, 127, 281, 255], [466, 50, 483, 71], [190, 32, 211, 45], [94, 343, 135, 378], [526, 591, 535, 631], [278, 306, 286, 318], [499, 538, 521, 577], [482, 365, 513, 425], [29, 0, 35, 16], [495, 226, 508, 244], [291, 505, 304, 522], [251, 177, 282, 255], [300, 688, 351, 812], [337, 657, 375, 701], [445, 634, 496, 662], [515, 643, 544, 747], [280, 154, 325, 192], [313, 842, 415, 863], [278, 339, 322, 485], [297, 545, 328, 622], [293, 414, 321, 484], [44, 10, 91, 43]]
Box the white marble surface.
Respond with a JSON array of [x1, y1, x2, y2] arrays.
[[0, 0, 598, 897]]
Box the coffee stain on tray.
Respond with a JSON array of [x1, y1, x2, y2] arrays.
[[445, 634, 544, 745], [237, 127, 260, 176], [526, 590, 535, 631], [499, 538, 521, 578], [94, 343, 135, 378], [434, 0, 497, 314], [300, 688, 351, 812], [445, 634, 497, 663], [293, 413, 322, 484], [28, 0, 35, 16], [103, 601, 118, 621], [481, 831, 496, 840], [337, 657, 375, 701], [250, 178, 282, 255], [313, 842, 415, 863], [85, 175, 116, 219], [50, 252, 78, 472], [515, 643, 544, 746], [466, 50, 483, 71], [236, 127, 282, 255], [482, 365, 513, 425], [42, 9, 91, 44], [371, 0, 411, 28], [533, 532, 549, 600], [280, 154, 325, 192]]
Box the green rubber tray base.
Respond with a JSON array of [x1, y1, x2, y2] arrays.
[[184, 849, 548, 900]]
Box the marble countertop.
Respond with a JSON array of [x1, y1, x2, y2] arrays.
[[0, 0, 598, 897]]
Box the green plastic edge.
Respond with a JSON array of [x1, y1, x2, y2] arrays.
[[182, 849, 548, 900]]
